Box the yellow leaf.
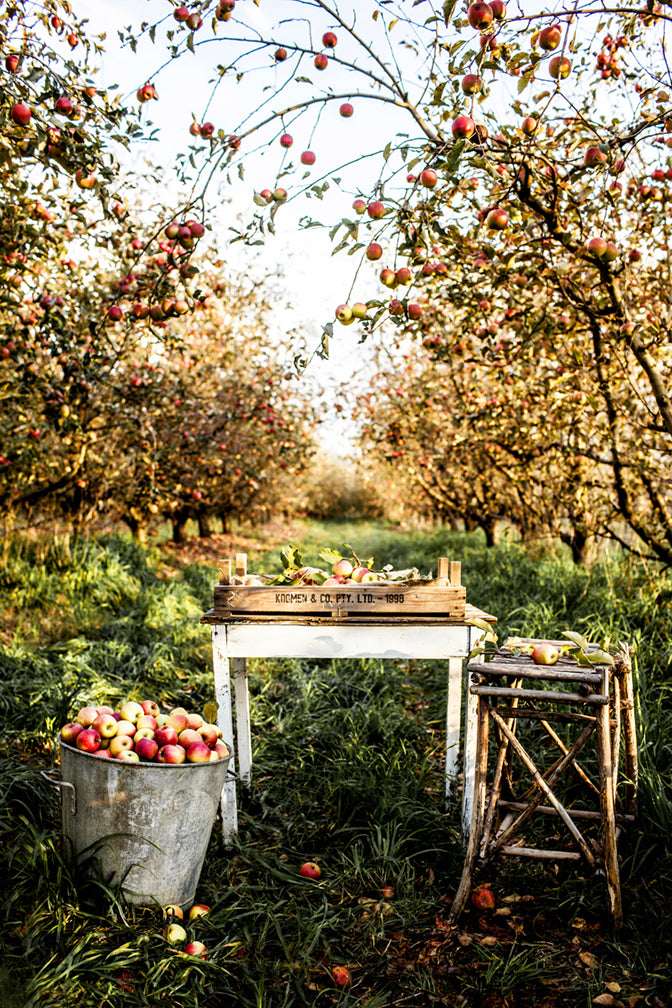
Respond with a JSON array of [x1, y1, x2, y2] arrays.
[[579, 951, 599, 969]]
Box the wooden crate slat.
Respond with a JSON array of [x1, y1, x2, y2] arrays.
[[213, 582, 466, 617]]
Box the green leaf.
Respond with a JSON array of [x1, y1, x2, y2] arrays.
[[443, 0, 459, 26], [280, 544, 303, 570], [443, 139, 465, 175], [563, 630, 590, 650], [319, 547, 344, 565], [585, 649, 615, 666]]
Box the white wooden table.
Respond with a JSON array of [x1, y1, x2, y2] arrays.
[[202, 608, 493, 842]]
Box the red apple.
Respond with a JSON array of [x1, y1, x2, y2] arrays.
[[531, 642, 560, 666], [467, 2, 493, 30], [214, 740, 231, 760], [322, 31, 337, 47], [188, 903, 211, 920], [367, 200, 385, 219], [314, 53, 328, 69], [174, 5, 190, 21], [183, 941, 208, 958], [155, 725, 179, 748], [461, 73, 482, 94], [352, 198, 366, 213], [75, 169, 96, 189], [335, 304, 353, 324], [274, 47, 288, 61], [366, 242, 383, 261], [199, 122, 215, 138], [157, 744, 186, 764], [136, 714, 158, 731], [521, 116, 537, 136], [549, 55, 571, 78], [339, 102, 354, 117], [299, 861, 321, 879], [136, 84, 156, 103], [55, 96, 73, 116], [197, 723, 219, 747], [114, 719, 137, 737], [135, 736, 159, 761], [178, 728, 203, 749], [395, 266, 413, 285], [76, 728, 101, 753], [186, 712, 204, 730], [420, 168, 438, 188], [279, 133, 293, 148], [92, 713, 119, 739], [584, 145, 608, 168], [471, 885, 496, 910], [490, 0, 506, 17], [587, 236, 608, 257], [167, 710, 189, 732], [332, 559, 354, 577], [485, 207, 509, 229], [115, 749, 140, 762], [538, 23, 562, 50], [60, 722, 84, 745], [76, 705, 100, 727], [300, 150, 316, 165], [107, 305, 124, 322], [5, 55, 19, 72], [11, 103, 31, 126], [452, 115, 475, 139], [331, 966, 352, 989], [380, 268, 397, 288], [186, 740, 212, 763], [408, 303, 423, 320], [94, 749, 112, 758], [272, 188, 287, 202]]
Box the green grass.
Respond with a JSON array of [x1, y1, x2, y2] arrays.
[[0, 521, 671, 1006]]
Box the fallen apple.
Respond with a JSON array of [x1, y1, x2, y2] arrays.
[[471, 885, 496, 911], [299, 861, 321, 879]]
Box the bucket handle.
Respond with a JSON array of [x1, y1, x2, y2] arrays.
[[41, 769, 76, 815]]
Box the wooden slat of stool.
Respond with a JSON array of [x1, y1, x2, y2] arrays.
[[488, 710, 597, 866], [596, 665, 622, 927]]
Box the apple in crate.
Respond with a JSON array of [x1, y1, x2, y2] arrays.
[[114, 719, 137, 737], [116, 749, 140, 762]]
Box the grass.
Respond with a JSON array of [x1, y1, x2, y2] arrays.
[[0, 520, 671, 1006]]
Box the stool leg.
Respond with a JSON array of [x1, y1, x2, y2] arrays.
[[617, 653, 638, 816], [449, 696, 489, 923], [598, 668, 622, 927]]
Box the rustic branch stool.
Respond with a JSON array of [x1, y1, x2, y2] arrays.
[[450, 638, 637, 928]]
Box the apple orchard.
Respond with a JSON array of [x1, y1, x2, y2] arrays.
[[1, 0, 672, 561]]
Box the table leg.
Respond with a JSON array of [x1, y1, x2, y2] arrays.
[[211, 625, 238, 842], [462, 642, 482, 842], [232, 657, 252, 787], [445, 656, 463, 800]]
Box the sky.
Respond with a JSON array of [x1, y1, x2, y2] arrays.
[[83, 0, 426, 450]]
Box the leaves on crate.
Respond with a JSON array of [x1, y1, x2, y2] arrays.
[[280, 543, 303, 570]]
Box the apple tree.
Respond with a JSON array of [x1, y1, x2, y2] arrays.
[[124, 0, 672, 560]]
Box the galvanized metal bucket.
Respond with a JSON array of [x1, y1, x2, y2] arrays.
[[54, 741, 233, 910]]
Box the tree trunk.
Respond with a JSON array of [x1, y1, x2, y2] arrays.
[[482, 517, 501, 548], [197, 513, 213, 538]]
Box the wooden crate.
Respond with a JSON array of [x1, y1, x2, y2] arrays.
[[212, 554, 467, 620]]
